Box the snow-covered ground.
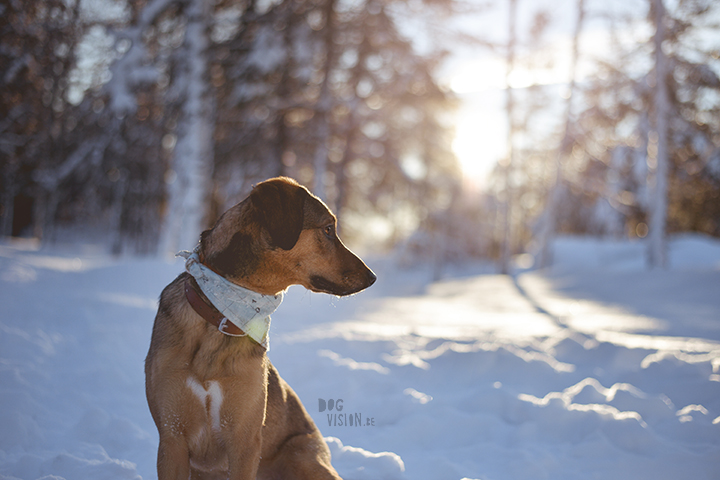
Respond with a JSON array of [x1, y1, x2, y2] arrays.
[[1, 234, 719, 480]]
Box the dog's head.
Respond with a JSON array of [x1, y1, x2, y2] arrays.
[[199, 177, 376, 296]]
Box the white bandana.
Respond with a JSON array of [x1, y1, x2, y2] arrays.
[[177, 249, 283, 350]]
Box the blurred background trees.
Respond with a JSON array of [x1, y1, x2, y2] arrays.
[[1, 0, 718, 269], [550, 0, 720, 266], [479, 0, 719, 270], [1, 0, 459, 255]]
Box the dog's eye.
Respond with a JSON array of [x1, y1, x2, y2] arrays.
[[323, 225, 335, 238]]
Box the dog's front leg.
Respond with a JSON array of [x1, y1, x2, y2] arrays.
[[261, 430, 343, 480], [222, 378, 267, 480], [156, 435, 190, 480], [225, 423, 263, 479]]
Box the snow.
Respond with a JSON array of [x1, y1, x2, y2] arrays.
[[1, 234, 720, 480]]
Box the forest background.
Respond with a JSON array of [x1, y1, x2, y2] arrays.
[[1, 0, 719, 271]]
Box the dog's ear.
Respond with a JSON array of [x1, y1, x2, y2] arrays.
[[251, 178, 307, 250]]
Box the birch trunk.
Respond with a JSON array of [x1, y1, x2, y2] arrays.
[[312, 0, 337, 201], [647, 0, 669, 268], [500, 0, 517, 275], [158, 0, 215, 256], [1, 166, 17, 237], [537, 0, 585, 268]]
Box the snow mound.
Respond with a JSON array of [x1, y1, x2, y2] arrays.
[[325, 437, 405, 480]]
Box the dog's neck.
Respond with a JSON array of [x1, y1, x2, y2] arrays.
[[178, 249, 283, 350]]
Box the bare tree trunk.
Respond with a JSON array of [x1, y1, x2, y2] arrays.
[[1, 167, 17, 238], [158, 0, 215, 256], [313, 122, 329, 201], [312, 0, 337, 201], [500, 0, 517, 275], [647, 0, 669, 268], [272, 5, 297, 179], [32, 189, 59, 244], [109, 175, 129, 255], [537, 0, 585, 268], [334, 127, 356, 223]]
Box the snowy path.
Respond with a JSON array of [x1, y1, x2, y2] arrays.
[[1, 236, 720, 480]]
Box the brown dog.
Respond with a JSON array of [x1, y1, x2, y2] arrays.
[[145, 177, 376, 479]]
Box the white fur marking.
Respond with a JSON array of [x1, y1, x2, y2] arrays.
[[206, 381, 223, 431], [186, 377, 224, 431]]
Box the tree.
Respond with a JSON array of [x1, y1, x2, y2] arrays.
[[536, 0, 585, 268], [157, 0, 215, 255], [499, 0, 517, 275], [212, 0, 314, 207], [0, 0, 83, 238], [647, 0, 670, 268], [92, 0, 179, 253], [541, 0, 720, 255], [210, 0, 461, 246], [1, 0, 463, 255]]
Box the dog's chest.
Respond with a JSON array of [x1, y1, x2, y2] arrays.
[[186, 376, 224, 432]]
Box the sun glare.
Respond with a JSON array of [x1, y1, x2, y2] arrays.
[[448, 58, 510, 187], [447, 37, 581, 188], [449, 57, 507, 94], [452, 104, 507, 187]]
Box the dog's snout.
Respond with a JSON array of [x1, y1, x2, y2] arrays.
[[328, 265, 376, 296], [343, 266, 376, 287]]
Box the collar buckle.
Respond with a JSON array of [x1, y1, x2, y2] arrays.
[[218, 317, 247, 337]]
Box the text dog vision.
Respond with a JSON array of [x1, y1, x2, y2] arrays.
[[319, 398, 375, 427]]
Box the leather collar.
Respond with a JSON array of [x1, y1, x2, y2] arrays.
[[184, 277, 246, 336]]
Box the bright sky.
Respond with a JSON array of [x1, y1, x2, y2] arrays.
[[447, 50, 574, 188], [443, 0, 649, 189], [450, 87, 508, 186]]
